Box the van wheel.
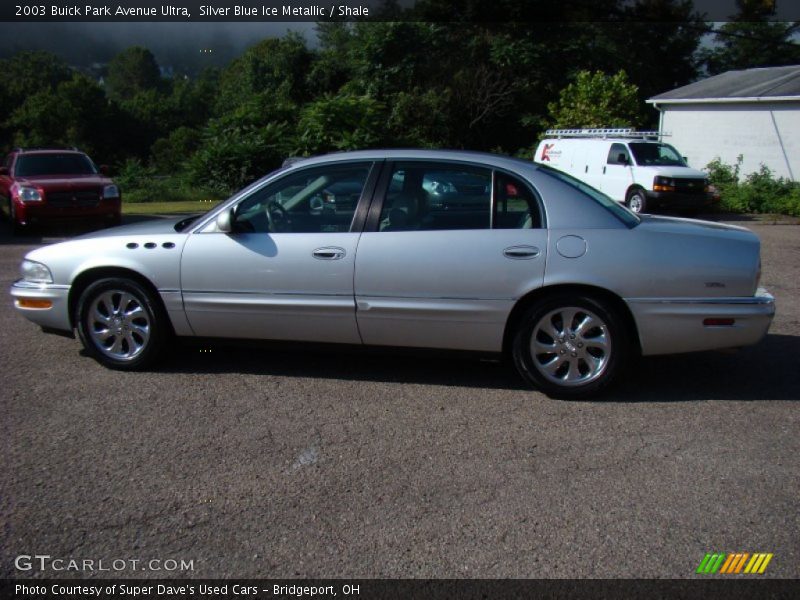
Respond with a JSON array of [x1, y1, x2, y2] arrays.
[[626, 189, 647, 214]]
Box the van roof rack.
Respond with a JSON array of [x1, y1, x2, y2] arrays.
[[545, 128, 664, 140]]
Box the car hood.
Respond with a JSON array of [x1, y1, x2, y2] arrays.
[[642, 166, 708, 179], [73, 215, 200, 240], [15, 174, 114, 188]]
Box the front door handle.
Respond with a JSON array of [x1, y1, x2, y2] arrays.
[[312, 247, 346, 260], [503, 245, 540, 260]]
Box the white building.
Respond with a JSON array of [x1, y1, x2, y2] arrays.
[[647, 65, 800, 181]]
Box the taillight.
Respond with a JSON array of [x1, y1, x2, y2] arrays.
[[703, 318, 735, 327]]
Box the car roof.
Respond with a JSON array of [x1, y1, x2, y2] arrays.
[[14, 149, 87, 156], [283, 149, 542, 174]]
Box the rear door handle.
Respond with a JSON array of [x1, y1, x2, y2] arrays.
[[503, 245, 540, 260], [312, 247, 346, 260]]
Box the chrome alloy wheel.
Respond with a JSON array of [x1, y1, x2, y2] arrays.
[[88, 290, 151, 361], [628, 192, 644, 213], [530, 306, 611, 387]]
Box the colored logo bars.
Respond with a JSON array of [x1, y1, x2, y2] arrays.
[[696, 552, 773, 574]]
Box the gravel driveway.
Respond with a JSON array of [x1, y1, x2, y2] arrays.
[[1, 216, 798, 579]]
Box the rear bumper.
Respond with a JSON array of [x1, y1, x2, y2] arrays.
[[626, 288, 775, 356], [10, 280, 72, 332], [644, 190, 714, 209]]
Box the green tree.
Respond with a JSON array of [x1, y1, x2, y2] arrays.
[[106, 46, 163, 102], [701, 0, 800, 74], [295, 94, 386, 155], [7, 73, 120, 161], [188, 102, 292, 192], [546, 70, 642, 130], [216, 34, 312, 113]]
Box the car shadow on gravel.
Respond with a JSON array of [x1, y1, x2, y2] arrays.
[[612, 333, 800, 402], [158, 333, 800, 400], [161, 342, 529, 391]]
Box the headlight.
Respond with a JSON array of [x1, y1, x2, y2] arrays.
[[20, 259, 53, 284], [653, 176, 675, 192], [18, 186, 42, 202], [103, 185, 120, 199]]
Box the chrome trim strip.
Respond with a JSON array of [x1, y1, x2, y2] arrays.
[[12, 280, 70, 290], [626, 289, 774, 306]]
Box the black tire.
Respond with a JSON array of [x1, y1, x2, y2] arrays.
[[512, 294, 631, 399], [625, 188, 647, 214], [75, 278, 167, 370]]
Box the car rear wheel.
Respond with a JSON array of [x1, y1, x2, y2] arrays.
[[625, 188, 647, 214], [512, 294, 630, 398], [75, 278, 166, 370]]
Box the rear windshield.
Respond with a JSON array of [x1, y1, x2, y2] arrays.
[[536, 165, 640, 228], [15, 153, 98, 177]]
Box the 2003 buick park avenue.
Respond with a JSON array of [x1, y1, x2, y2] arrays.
[[10, 150, 775, 398]]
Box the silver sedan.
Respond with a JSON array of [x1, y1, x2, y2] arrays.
[[10, 150, 775, 398]]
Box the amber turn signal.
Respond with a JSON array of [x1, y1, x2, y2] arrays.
[[16, 298, 53, 309]]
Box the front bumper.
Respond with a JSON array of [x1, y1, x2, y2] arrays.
[[15, 198, 121, 225], [10, 280, 73, 332], [644, 190, 714, 210], [626, 288, 775, 356]]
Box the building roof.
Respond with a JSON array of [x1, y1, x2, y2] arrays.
[[648, 65, 800, 104]]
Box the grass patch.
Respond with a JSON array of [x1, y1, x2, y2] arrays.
[[122, 200, 221, 215]]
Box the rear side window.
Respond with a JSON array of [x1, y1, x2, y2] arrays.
[[494, 172, 542, 229], [379, 163, 492, 231]]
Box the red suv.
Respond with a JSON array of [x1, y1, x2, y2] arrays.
[[0, 148, 121, 234]]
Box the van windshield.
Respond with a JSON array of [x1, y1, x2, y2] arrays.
[[628, 143, 686, 167]]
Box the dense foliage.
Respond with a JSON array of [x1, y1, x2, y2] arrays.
[[0, 0, 797, 212], [706, 157, 800, 217]]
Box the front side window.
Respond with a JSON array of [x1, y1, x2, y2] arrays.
[[628, 143, 686, 167], [15, 153, 97, 176], [379, 163, 492, 231], [606, 143, 631, 165], [233, 163, 372, 234]]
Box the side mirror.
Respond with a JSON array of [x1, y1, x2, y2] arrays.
[[216, 207, 235, 233], [99, 164, 110, 175], [617, 153, 629, 165], [682, 156, 688, 162]]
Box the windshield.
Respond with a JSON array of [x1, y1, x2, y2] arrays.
[[536, 165, 640, 228], [15, 153, 98, 177], [628, 143, 686, 167]]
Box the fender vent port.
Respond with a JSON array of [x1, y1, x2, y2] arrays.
[[126, 243, 138, 249]]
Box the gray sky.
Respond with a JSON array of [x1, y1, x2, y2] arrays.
[[0, 22, 316, 73]]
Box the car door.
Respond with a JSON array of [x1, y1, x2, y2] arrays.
[[353, 161, 548, 353], [180, 161, 379, 343], [601, 143, 634, 202]]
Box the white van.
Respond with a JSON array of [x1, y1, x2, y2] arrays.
[[533, 128, 715, 214]]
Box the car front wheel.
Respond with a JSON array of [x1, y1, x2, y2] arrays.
[[75, 278, 166, 370], [512, 294, 630, 398]]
